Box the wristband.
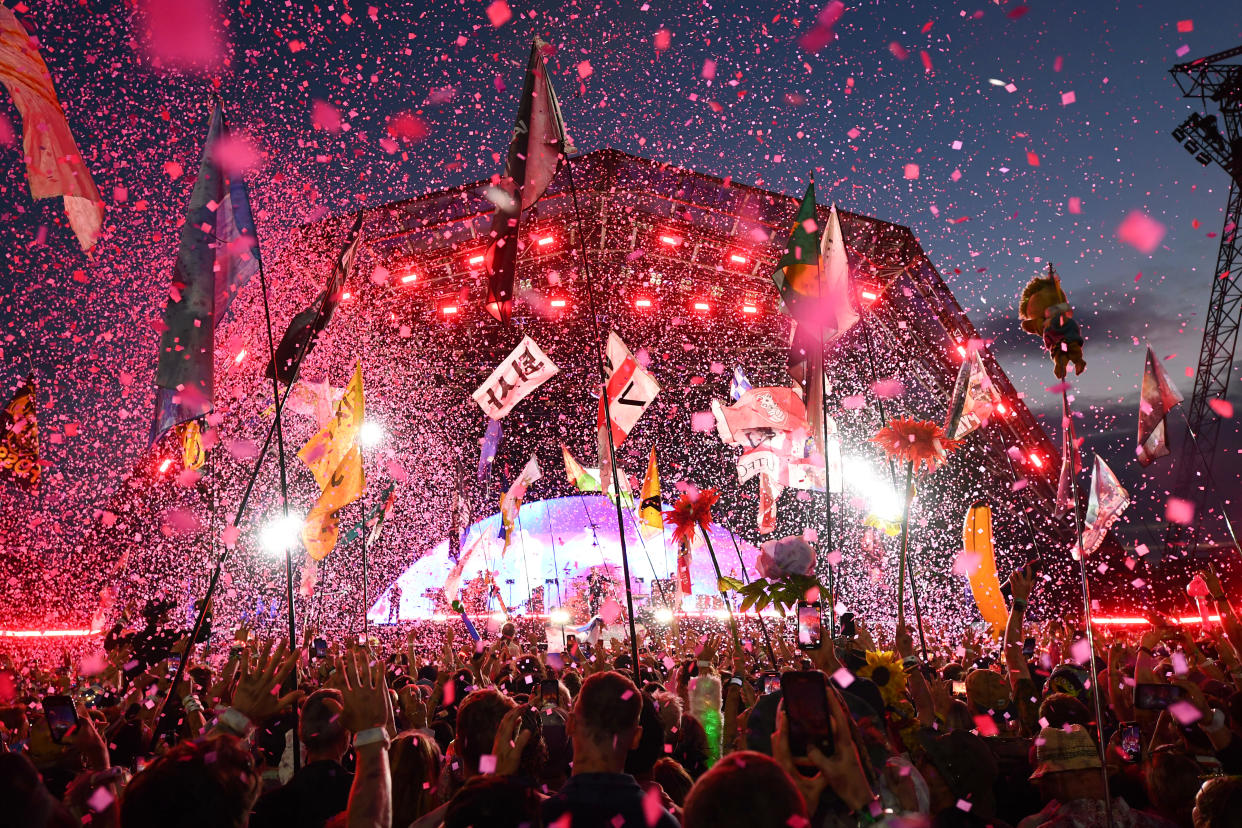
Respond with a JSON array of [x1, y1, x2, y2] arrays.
[[1140, 646, 1155, 657], [216, 707, 253, 737], [901, 656, 921, 672], [182, 694, 203, 714], [697, 660, 712, 669], [354, 727, 391, 749], [1011, 599, 1028, 613]]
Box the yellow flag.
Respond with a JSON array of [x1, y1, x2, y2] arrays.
[[302, 446, 365, 561], [638, 448, 663, 540], [180, 420, 205, 470], [961, 501, 1008, 638], [299, 363, 364, 491]]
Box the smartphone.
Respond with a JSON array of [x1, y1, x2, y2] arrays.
[[312, 638, 328, 659], [839, 612, 856, 640], [1120, 721, 1142, 763], [1135, 683, 1187, 711], [1001, 560, 1042, 601], [43, 694, 78, 744], [537, 642, 549, 653], [951, 680, 967, 696], [761, 672, 781, 695], [1022, 637, 1036, 658], [780, 671, 834, 760], [540, 678, 560, 699], [797, 601, 823, 650]]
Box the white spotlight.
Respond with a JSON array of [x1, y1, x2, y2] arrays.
[[549, 608, 571, 625], [653, 607, 674, 625], [259, 513, 303, 555], [359, 420, 385, 448]]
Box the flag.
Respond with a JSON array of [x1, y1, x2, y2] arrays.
[[499, 454, 541, 554], [443, 531, 487, 604], [1055, 394, 1082, 518], [1137, 345, 1183, 466], [729, 366, 753, 402], [817, 205, 859, 340], [638, 448, 663, 540], [151, 102, 261, 444], [676, 538, 693, 597], [267, 211, 364, 384], [597, 331, 659, 496], [0, 373, 39, 487], [339, 482, 396, 547], [562, 445, 599, 492], [1080, 454, 1130, 556], [961, 502, 1008, 636], [713, 387, 810, 447], [302, 445, 365, 561], [298, 362, 364, 491], [0, 7, 104, 251], [770, 180, 820, 315], [484, 38, 570, 323], [471, 335, 559, 419], [757, 472, 780, 534], [478, 419, 503, 482], [180, 420, 205, 471], [945, 350, 1001, 440]]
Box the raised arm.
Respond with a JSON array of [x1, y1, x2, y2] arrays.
[[1002, 567, 1034, 689]]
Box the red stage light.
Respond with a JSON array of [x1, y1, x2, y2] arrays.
[[1028, 453, 1044, 468], [693, 301, 712, 312], [0, 628, 99, 638], [342, 291, 353, 301], [635, 298, 653, 309], [536, 235, 555, 247], [729, 253, 748, 264], [741, 304, 759, 315], [995, 401, 1008, 415], [441, 304, 459, 316], [550, 298, 567, 309], [660, 234, 682, 247], [233, 349, 247, 365], [158, 458, 174, 474], [468, 254, 486, 266], [400, 272, 418, 285], [860, 289, 879, 302], [955, 343, 967, 358]]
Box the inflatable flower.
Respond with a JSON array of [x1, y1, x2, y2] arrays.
[[755, 535, 816, 580]]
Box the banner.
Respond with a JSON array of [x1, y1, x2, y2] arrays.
[[472, 335, 559, 419], [0, 7, 104, 251], [338, 482, 397, 547], [1080, 454, 1129, 557], [0, 373, 39, 487], [945, 350, 1001, 440], [961, 501, 1008, 637], [478, 418, 503, 482], [713, 387, 810, 447], [1137, 345, 1183, 466], [302, 446, 366, 561], [638, 448, 663, 540], [598, 331, 660, 447], [299, 362, 364, 491], [757, 472, 780, 535], [499, 454, 541, 554]]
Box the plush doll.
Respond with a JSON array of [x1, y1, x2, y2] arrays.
[[1019, 274, 1086, 378]]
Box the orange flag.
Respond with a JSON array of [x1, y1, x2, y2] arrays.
[[0, 7, 103, 251]]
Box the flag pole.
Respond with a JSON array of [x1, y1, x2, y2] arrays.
[[1175, 405, 1242, 557], [810, 171, 837, 638], [564, 154, 641, 672], [724, 523, 778, 668]]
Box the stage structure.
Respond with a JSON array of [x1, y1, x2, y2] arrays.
[[77, 148, 1162, 638]]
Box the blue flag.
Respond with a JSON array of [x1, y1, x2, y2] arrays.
[[477, 419, 503, 482], [730, 366, 753, 402], [151, 102, 261, 443]]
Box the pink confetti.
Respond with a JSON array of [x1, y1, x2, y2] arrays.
[[691, 411, 717, 432], [311, 100, 342, 133], [485, 0, 511, 27], [1061, 91, 1076, 105], [1166, 497, 1195, 525], [1209, 398, 1234, 418], [577, 61, 594, 79], [1116, 210, 1167, 255], [904, 163, 919, 179], [1168, 700, 1202, 726], [799, 1, 845, 53], [478, 754, 497, 774], [832, 667, 855, 687], [1177, 19, 1193, 32], [653, 29, 672, 51]]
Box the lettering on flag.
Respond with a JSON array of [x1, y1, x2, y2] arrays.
[[472, 336, 559, 419], [1080, 454, 1129, 557], [597, 332, 660, 447], [302, 446, 366, 561]]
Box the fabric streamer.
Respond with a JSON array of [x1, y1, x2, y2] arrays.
[[961, 501, 1008, 637]]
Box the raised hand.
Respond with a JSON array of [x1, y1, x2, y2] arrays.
[[336, 650, 389, 734], [231, 638, 302, 722]]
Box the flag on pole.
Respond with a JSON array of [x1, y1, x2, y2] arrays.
[[499, 454, 541, 554], [1080, 454, 1130, 557], [757, 472, 780, 534], [562, 445, 599, 492], [478, 419, 503, 482], [638, 448, 663, 540], [676, 538, 693, 597], [729, 366, 753, 402], [339, 482, 396, 547], [151, 102, 261, 444], [1055, 394, 1082, 518], [0, 373, 39, 488], [443, 531, 487, 604], [298, 362, 364, 491], [267, 212, 364, 384], [817, 204, 859, 341], [0, 7, 104, 251], [180, 420, 205, 471], [597, 331, 659, 497], [484, 38, 570, 324], [302, 445, 365, 561], [945, 350, 1001, 440], [1137, 345, 1184, 466], [471, 335, 559, 419], [770, 180, 820, 316]]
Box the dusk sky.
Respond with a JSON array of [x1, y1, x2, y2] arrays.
[[2, 0, 1240, 582]]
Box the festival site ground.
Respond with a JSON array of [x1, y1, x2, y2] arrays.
[[5, 0, 1242, 827]]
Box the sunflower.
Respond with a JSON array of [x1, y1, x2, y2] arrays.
[[857, 650, 908, 708]]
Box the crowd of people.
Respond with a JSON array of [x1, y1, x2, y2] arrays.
[[4, 565, 1242, 827]]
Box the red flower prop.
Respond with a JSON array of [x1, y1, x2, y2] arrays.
[[870, 417, 960, 474], [665, 488, 719, 546]]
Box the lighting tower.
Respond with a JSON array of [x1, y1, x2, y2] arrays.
[[1165, 44, 1242, 554]]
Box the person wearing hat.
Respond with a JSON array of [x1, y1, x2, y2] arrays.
[[1018, 725, 1173, 828]]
